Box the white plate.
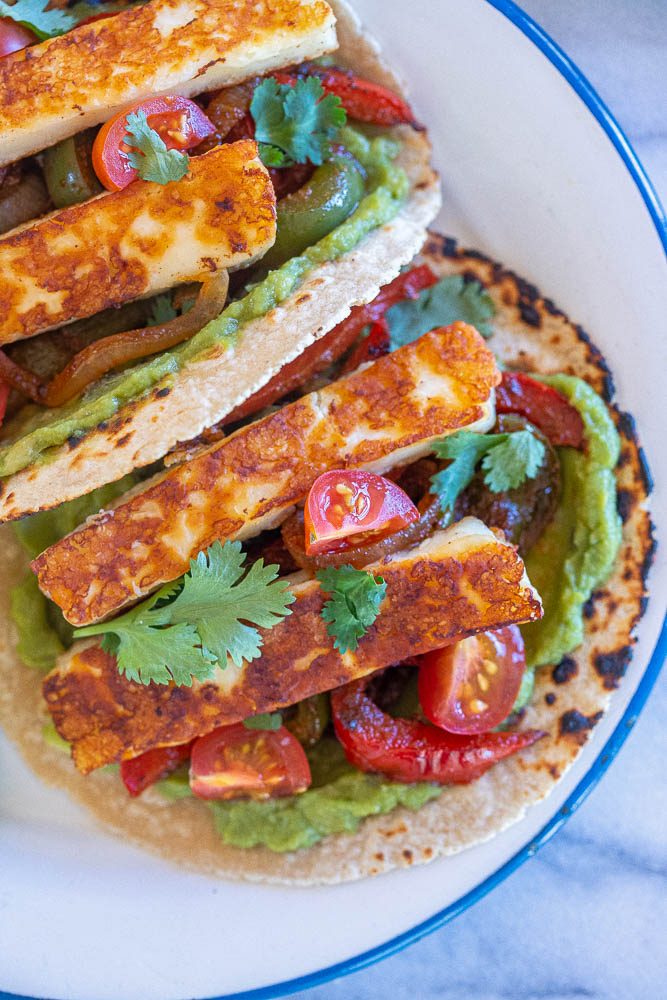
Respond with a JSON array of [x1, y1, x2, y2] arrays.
[[1, 2, 665, 998]]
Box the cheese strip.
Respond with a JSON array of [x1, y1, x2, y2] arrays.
[[0, 0, 337, 168], [42, 519, 543, 774], [0, 141, 275, 346], [33, 323, 500, 626]]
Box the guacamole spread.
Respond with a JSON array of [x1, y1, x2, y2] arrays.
[[0, 128, 408, 478]]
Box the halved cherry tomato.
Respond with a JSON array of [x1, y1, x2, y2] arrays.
[[304, 470, 419, 556], [418, 626, 527, 735], [120, 741, 193, 797], [0, 16, 38, 57], [330, 675, 544, 784], [222, 265, 437, 425], [495, 371, 584, 448], [273, 66, 420, 129], [92, 96, 215, 191], [189, 723, 311, 801]]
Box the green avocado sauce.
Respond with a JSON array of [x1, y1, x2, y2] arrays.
[[513, 374, 622, 710], [158, 738, 442, 853], [10, 474, 137, 673], [0, 128, 408, 478]]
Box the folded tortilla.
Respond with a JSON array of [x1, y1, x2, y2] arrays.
[[33, 322, 498, 626], [42, 519, 543, 773], [0, 0, 337, 168], [0, 142, 275, 346], [0, 5, 440, 521]]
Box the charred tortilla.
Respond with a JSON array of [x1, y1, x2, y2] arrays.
[[0, 235, 653, 884]]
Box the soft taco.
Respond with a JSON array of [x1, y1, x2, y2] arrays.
[[0, 2, 654, 886], [0, 0, 440, 518]]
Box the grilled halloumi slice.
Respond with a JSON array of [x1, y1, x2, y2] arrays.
[[0, 0, 337, 168], [0, 141, 275, 347], [42, 519, 543, 774], [33, 323, 500, 626]]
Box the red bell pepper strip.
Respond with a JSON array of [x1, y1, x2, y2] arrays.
[[223, 264, 437, 425], [341, 317, 390, 373], [273, 66, 421, 129], [0, 380, 10, 427], [495, 371, 584, 448], [330, 676, 545, 784], [120, 741, 193, 797]]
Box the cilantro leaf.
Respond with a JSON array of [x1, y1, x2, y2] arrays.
[[431, 429, 546, 516], [243, 712, 283, 731], [75, 540, 295, 685], [481, 429, 546, 491], [149, 295, 178, 326], [0, 0, 142, 41], [124, 110, 189, 185], [167, 541, 295, 668], [386, 275, 496, 350], [316, 565, 387, 655], [251, 76, 346, 168]]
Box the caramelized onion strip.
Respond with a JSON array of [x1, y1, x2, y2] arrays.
[[0, 349, 45, 403], [41, 271, 229, 408]]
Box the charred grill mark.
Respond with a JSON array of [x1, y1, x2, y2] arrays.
[[552, 656, 579, 685], [616, 488, 634, 523], [559, 709, 603, 741], [594, 645, 633, 690]]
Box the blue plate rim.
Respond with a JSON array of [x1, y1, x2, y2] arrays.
[[1, 2, 665, 999]]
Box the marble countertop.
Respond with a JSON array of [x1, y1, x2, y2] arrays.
[[293, 2, 667, 998]]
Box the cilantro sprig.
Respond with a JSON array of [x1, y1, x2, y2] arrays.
[[386, 275, 496, 350], [124, 110, 190, 185], [316, 565, 387, 655], [250, 76, 346, 168], [243, 712, 283, 731], [431, 429, 546, 517], [74, 541, 295, 686], [0, 0, 142, 41]]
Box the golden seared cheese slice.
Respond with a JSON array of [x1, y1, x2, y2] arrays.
[[0, 0, 337, 168], [33, 323, 500, 626], [0, 141, 276, 346], [42, 518, 543, 774]]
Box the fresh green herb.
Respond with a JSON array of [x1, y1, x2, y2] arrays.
[[431, 429, 546, 516], [316, 565, 387, 655], [124, 110, 189, 185], [243, 712, 283, 731], [75, 541, 295, 686], [385, 275, 495, 350], [250, 76, 346, 168], [0, 0, 141, 41], [149, 295, 178, 325]]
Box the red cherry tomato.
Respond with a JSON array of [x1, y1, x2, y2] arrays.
[[0, 17, 38, 57], [330, 675, 544, 784], [189, 723, 311, 801], [304, 470, 419, 557], [120, 741, 193, 797], [92, 95, 215, 191], [418, 625, 527, 735], [495, 371, 584, 448]]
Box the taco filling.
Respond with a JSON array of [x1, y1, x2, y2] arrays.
[[11, 256, 622, 853]]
